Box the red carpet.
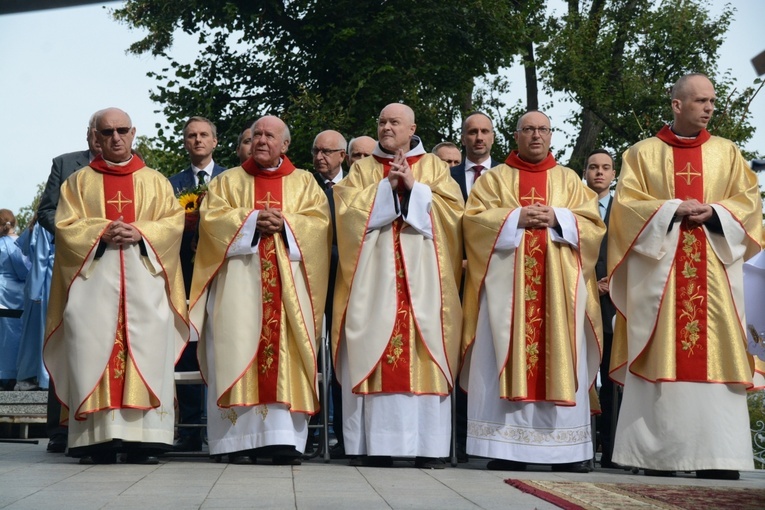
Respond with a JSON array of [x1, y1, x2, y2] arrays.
[[505, 479, 765, 510]]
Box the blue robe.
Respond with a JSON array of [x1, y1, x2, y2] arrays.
[[0, 235, 29, 380], [15, 225, 54, 387]]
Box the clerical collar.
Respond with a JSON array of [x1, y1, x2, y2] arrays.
[[260, 158, 283, 171], [669, 124, 700, 139], [657, 125, 710, 148], [504, 150, 557, 173], [372, 135, 425, 159], [104, 156, 133, 167]]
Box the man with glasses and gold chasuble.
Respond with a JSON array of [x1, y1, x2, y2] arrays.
[[43, 107, 188, 465], [461, 111, 605, 473]]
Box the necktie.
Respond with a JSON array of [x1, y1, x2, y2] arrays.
[[473, 165, 484, 181], [325, 181, 334, 189], [197, 170, 208, 185]]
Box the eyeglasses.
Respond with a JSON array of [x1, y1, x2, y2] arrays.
[[98, 127, 132, 137], [518, 126, 551, 135], [312, 148, 344, 156]]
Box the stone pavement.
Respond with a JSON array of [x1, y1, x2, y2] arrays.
[[0, 439, 763, 509]]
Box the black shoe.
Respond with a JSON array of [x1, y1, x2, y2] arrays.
[[83, 452, 117, 465], [552, 460, 592, 473], [644, 469, 676, 477], [173, 436, 203, 452], [696, 469, 740, 480], [415, 457, 445, 469], [124, 453, 159, 465], [228, 452, 255, 464], [487, 459, 527, 471], [329, 443, 347, 460], [47, 437, 66, 453], [272, 455, 302, 465], [363, 456, 393, 467], [599, 457, 625, 469]]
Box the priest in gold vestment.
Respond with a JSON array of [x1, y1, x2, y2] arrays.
[[189, 116, 331, 465], [461, 111, 604, 472], [609, 74, 764, 479], [332, 104, 464, 468], [44, 108, 187, 464]]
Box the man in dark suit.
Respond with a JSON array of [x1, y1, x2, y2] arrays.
[[168, 116, 225, 452], [312, 130, 346, 189], [584, 148, 618, 469], [37, 111, 102, 454], [449, 112, 500, 463], [310, 129, 347, 458], [450, 112, 501, 201]]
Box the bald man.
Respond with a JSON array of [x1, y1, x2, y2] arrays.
[[346, 136, 376, 166], [189, 115, 331, 465], [44, 107, 187, 464], [333, 103, 464, 468], [461, 110, 604, 473], [609, 73, 763, 480], [312, 130, 347, 189]]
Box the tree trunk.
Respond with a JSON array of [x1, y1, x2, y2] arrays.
[[567, 108, 605, 175], [522, 41, 538, 111]]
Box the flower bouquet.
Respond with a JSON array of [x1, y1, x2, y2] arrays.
[[177, 183, 207, 232]]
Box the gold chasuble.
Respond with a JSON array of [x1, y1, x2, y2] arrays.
[[608, 126, 764, 387], [190, 157, 331, 415], [44, 155, 187, 423], [332, 152, 464, 396], [462, 152, 605, 405]]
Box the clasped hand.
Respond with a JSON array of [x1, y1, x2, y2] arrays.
[[675, 199, 713, 228], [519, 203, 557, 229], [256, 208, 284, 235], [387, 149, 415, 190], [102, 216, 141, 246]]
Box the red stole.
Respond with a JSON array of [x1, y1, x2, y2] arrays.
[[241, 156, 296, 403], [657, 125, 711, 381], [506, 151, 556, 401], [89, 155, 146, 409], [90, 154, 145, 223], [369, 153, 424, 392]]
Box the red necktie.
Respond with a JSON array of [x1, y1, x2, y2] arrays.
[[473, 165, 484, 181]]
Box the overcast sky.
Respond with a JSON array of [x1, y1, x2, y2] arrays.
[[0, 1, 763, 215]]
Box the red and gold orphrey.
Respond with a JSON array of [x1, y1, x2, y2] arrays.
[[517, 170, 548, 400], [672, 147, 708, 381], [103, 173, 135, 411], [253, 178, 283, 404]]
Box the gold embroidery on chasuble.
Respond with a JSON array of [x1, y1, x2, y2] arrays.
[[218, 174, 283, 408], [672, 146, 708, 382], [506, 171, 548, 402], [353, 160, 450, 396]]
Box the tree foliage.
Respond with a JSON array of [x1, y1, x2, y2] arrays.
[[539, 0, 761, 170], [113, 0, 524, 170], [15, 182, 45, 233], [112, 0, 760, 175]]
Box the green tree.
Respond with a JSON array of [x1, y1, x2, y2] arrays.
[[113, 0, 759, 175], [539, 0, 761, 171], [134, 135, 187, 177], [15, 182, 45, 233], [112, 0, 524, 170]]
